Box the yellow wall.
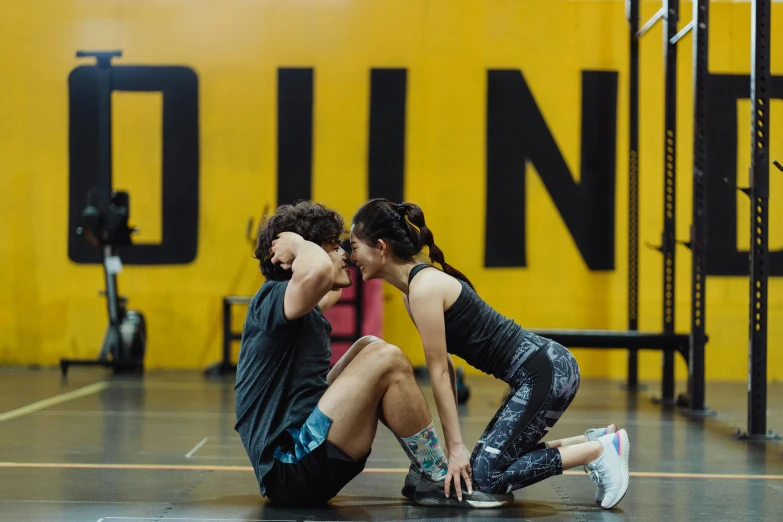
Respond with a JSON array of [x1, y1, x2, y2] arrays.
[[1, 0, 782, 382]]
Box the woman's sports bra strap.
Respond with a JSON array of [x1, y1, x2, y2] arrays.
[[408, 264, 437, 286]]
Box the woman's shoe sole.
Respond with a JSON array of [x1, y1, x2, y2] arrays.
[[602, 429, 630, 510]]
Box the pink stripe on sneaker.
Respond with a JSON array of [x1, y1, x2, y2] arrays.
[[612, 433, 622, 455]]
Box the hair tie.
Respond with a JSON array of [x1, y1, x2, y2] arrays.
[[397, 203, 405, 214]]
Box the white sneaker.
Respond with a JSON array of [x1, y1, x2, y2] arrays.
[[585, 423, 617, 442], [583, 424, 617, 502], [586, 428, 630, 510]]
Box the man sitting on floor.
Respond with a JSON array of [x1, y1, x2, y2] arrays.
[[234, 201, 512, 508]]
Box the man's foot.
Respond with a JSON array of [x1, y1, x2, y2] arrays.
[[586, 429, 630, 510], [412, 473, 514, 508], [401, 464, 420, 499], [584, 423, 617, 502]]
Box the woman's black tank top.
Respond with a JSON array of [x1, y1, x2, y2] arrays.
[[408, 264, 527, 380]]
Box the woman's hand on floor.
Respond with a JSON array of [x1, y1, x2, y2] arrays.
[[444, 444, 473, 500]]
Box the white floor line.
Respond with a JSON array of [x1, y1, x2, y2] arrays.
[[185, 437, 209, 458], [0, 382, 109, 423]]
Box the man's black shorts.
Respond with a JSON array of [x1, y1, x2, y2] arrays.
[[263, 440, 369, 506], [262, 405, 370, 506]]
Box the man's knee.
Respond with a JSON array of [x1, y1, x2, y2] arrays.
[[366, 342, 413, 374], [338, 341, 412, 379], [355, 335, 383, 349]]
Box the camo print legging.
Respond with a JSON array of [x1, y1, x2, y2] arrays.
[[470, 332, 581, 494]]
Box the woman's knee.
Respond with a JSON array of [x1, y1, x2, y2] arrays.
[[562, 349, 581, 394], [471, 469, 499, 493], [472, 472, 490, 492]]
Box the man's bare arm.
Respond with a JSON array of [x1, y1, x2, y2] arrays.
[[270, 232, 334, 320]]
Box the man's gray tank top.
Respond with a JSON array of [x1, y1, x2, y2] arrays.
[[408, 264, 528, 380]]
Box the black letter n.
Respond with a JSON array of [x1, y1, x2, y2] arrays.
[[485, 70, 617, 270]]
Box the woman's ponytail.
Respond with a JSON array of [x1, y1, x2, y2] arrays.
[[399, 203, 475, 291]]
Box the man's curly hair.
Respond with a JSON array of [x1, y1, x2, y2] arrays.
[[254, 201, 345, 281]]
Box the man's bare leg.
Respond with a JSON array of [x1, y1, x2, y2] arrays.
[[327, 335, 462, 462], [327, 335, 465, 492], [319, 341, 458, 494], [328, 335, 459, 408], [319, 341, 515, 507], [318, 341, 440, 458], [327, 335, 383, 385]]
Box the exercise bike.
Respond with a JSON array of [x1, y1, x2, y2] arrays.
[[60, 190, 147, 377]]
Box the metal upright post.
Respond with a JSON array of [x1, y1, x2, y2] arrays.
[[626, 0, 641, 391], [658, 0, 679, 406], [61, 50, 126, 378], [737, 0, 779, 441], [75, 51, 121, 197], [86, 51, 120, 362], [683, 0, 715, 417]]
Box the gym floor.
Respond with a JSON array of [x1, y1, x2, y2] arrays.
[[1, 369, 781, 522]]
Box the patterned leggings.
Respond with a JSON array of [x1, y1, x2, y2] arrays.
[[470, 332, 581, 494]]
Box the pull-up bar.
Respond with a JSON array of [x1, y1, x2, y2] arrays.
[[636, 7, 664, 38]]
